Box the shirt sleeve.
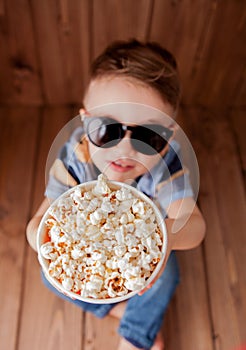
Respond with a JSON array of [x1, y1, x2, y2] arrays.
[[157, 171, 194, 211], [156, 141, 194, 217], [45, 174, 71, 200]]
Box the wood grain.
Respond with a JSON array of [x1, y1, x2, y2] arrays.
[[163, 248, 214, 350], [55, 0, 91, 102], [18, 107, 83, 350], [183, 108, 246, 349], [233, 67, 246, 108], [92, 0, 152, 58], [0, 0, 42, 104], [189, 1, 246, 109], [84, 314, 120, 350], [229, 108, 246, 185], [149, 0, 214, 106], [0, 107, 40, 350], [161, 109, 214, 350], [0, 1, 245, 109], [30, 0, 90, 104]]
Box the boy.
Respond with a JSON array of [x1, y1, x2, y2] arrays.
[[26, 39, 206, 350]]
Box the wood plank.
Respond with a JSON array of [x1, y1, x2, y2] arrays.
[[161, 297, 181, 350], [54, 0, 91, 102], [29, 0, 66, 104], [0, 107, 40, 350], [228, 109, 246, 185], [30, 0, 90, 104], [188, 1, 246, 109], [161, 109, 214, 349], [163, 248, 214, 350], [184, 108, 246, 349], [208, 116, 246, 346], [92, 0, 152, 58], [84, 314, 120, 350], [150, 0, 213, 107], [18, 107, 83, 350], [0, 0, 42, 105], [233, 67, 246, 108]]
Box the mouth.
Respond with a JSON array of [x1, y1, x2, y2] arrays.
[[109, 159, 135, 173]]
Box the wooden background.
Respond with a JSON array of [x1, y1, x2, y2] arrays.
[[0, 1, 245, 350], [0, 0, 245, 109]]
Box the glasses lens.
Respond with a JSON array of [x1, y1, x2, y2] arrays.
[[86, 117, 124, 148], [131, 125, 172, 155]]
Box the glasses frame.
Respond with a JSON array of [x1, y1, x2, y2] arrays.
[[81, 114, 174, 155]]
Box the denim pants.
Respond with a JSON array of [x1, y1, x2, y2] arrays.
[[42, 251, 180, 349]]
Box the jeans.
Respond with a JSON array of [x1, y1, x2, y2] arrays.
[[42, 251, 180, 349]]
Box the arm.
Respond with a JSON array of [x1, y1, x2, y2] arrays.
[[26, 197, 53, 252], [165, 197, 206, 250]]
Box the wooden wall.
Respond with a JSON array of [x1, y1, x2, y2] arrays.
[[0, 0, 245, 109]]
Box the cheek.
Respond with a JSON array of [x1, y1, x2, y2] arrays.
[[137, 154, 162, 171], [89, 143, 101, 160], [88, 143, 109, 166]]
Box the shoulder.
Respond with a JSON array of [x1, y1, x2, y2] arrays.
[[46, 127, 98, 199], [58, 127, 90, 163]]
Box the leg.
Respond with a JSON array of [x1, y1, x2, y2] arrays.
[[110, 303, 164, 349], [118, 251, 180, 349]]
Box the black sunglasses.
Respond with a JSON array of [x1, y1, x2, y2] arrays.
[[83, 116, 173, 156]]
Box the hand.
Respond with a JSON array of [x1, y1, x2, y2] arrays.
[[26, 215, 43, 251], [138, 218, 175, 296], [26, 197, 53, 252]]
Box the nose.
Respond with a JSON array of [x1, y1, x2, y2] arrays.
[[115, 130, 135, 154]]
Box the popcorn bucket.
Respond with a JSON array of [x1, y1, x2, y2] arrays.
[[37, 175, 168, 304]]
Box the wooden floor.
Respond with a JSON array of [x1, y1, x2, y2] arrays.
[[0, 106, 245, 350]]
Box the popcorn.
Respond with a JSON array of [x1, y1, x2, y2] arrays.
[[62, 276, 74, 291], [40, 174, 163, 299], [124, 277, 147, 291], [132, 200, 145, 215], [115, 227, 125, 244], [71, 246, 84, 260], [40, 242, 55, 260], [114, 244, 127, 257], [93, 174, 111, 195], [86, 275, 104, 293]]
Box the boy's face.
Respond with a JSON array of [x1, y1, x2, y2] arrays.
[[83, 76, 174, 183]]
